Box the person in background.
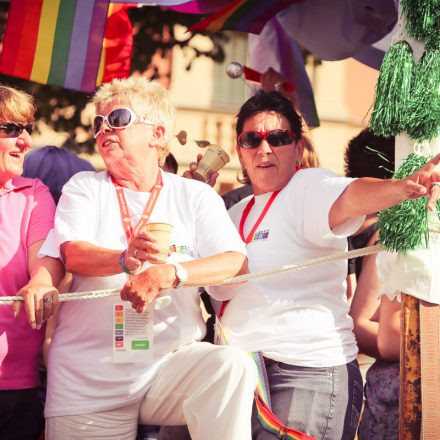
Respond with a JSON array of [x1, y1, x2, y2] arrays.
[[162, 152, 178, 174], [345, 129, 395, 283], [0, 86, 64, 440], [344, 129, 399, 440], [347, 128, 395, 352], [23, 145, 95, 204], [212, 90, 440, 439], [41, 76, 256, 440]]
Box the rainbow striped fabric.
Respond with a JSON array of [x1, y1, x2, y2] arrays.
[[251, 352, 316, 440], [189, 0, 298, 34], [0, 0, 115, 92]]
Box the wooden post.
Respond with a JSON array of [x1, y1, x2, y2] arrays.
[[419, 301, 440, 439], [400, 293, 422, 439]]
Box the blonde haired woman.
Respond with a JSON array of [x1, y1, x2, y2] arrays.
[[42, 77, 256, 440]]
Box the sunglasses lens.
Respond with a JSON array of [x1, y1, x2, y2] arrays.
[[0, 123, 33, 137], [239, 131, 263, 149], [267, 129, 295, 147], [5, 123, 20, 137], [108, 108, 133, 128], [93, 109, 134, 136], [93, 116, 104, 136]]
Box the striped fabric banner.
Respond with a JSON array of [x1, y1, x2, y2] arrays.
[[0, 0, 111, 92], [96, 4, 133, 86], [170, 0, 232, 14], [189, 0, 296, 34]]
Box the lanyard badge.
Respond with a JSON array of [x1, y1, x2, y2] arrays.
[[113, 303, 154, 363]]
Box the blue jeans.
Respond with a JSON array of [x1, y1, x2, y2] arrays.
[[252, 359, 363, 440]]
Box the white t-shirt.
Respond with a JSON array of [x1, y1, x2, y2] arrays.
[[42, 170, 246, 417], [215, 168, 364, 367]]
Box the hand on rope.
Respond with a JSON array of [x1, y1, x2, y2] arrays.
[[13, 282, 59, 330], [121, 264, 176, 313]]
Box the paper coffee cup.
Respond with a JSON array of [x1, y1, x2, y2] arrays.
[[193, 145, 230, 182], [145, 223, 173, 264]]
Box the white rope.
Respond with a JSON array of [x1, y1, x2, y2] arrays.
[[0, 243, 383, 305], [218, 243, 384, 285], [0, 288, 121, 305]]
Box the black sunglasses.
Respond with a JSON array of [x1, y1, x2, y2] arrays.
[[0, 122, 34, 138], [237, 129, 296, 149]]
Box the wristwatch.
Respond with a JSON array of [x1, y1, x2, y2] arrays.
[[171, 262, 188, 288]]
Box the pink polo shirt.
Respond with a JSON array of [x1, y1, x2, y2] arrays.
[[0, 176, 55, 389]]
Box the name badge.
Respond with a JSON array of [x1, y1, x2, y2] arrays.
[[113, 303, 154, 363]]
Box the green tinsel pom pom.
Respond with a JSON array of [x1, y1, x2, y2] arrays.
[[370, 41, 415, 137], [378, 154, 440, 253], [400, 0, 440, 46], [404, 48, 440, 141]]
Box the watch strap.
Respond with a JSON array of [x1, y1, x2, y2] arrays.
[[172, 262, 188, 288]]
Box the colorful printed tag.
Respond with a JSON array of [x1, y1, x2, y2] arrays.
[[113, 303, 153, 363]]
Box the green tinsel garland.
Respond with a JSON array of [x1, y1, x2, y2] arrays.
[[370, 41, 415, 138], [404, 48, 440, 141], [400, 0, 440, 46], [378, 153, 440, 253]]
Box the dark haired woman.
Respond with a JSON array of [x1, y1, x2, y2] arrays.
[[213, 91, 440, 439]]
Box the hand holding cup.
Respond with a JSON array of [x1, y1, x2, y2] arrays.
[[183, 154, 219, 187], [191, 145, 230, 183], [127, 223, 173, 268]]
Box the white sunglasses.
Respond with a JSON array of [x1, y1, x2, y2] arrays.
[[93, 107, 156, 139]]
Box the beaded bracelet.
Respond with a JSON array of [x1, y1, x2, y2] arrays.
[[119, 249, 133, 274]]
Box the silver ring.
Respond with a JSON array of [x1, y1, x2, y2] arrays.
[[431, 182, 440, 189], [274, 81, 282, 92], [43, 297, 52, 305]]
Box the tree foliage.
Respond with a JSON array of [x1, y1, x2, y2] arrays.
[[0, 5, 226, 153]]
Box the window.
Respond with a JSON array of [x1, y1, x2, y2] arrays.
[[211, 32, 248, 110]]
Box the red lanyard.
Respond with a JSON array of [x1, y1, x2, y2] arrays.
[[239, 191, 280, 244], [112, 172, 163, 241]]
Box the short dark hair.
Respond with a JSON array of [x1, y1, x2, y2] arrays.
[[344, 128, 395, 179], [236, 91, 302, 140], [163, 153, 178, 174]]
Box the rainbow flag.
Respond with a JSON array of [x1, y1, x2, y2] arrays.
[[0, 0, 115, 92], [189, 0, 299, 34]]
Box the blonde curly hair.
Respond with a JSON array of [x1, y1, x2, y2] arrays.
[[93, 77, 175, 166]]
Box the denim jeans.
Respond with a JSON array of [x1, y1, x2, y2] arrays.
[[252, 359, 363, 440]]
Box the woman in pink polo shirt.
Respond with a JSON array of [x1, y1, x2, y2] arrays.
[[0, 86, 64, 439]]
